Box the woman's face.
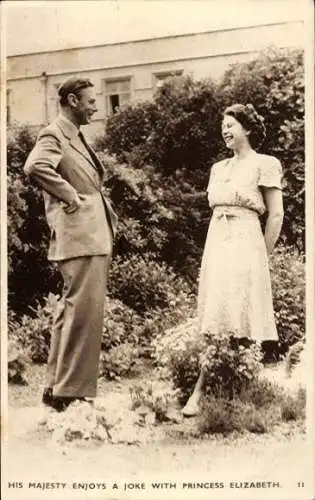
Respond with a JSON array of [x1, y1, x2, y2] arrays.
[[221, 114, 250, 150]]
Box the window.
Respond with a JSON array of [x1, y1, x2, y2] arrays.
[[104, 79, 131, 116], [6, 89, 11, 125], [154, 70, 183, 89]]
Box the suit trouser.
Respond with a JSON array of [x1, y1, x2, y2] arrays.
[[46, 255, 110, 397]]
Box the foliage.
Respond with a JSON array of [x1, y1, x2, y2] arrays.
[[99, 343, 142, 380], [129, 380, 180, 423], [198, 395, 280, 435], [101, 298, 143, 351], [100, 76, 221, 181], [153, 317, 201, 401], [218, 48, 304, 249], [99, 152, 206, 284], [198, 377, 306, 435], [200, 333, 263, 399], [154, 319, 263, 401], [108, 253, 192, 314], [8, 293, 58, 364], [7, 125, 61, 314], [285, 341, 305, 376], [95, 101, 158, 167], [154, 244, 305, 402], [8, 340, 29, 385], [140, 294, 196, 352], [269, 245, 305, 346], [239, 377, 284, 409], [103, 48, 304, 253], [102, 293, 195, 355], [238, 376, 306, 422], [102, 280, 195, 356], [7, 47, 305, 365], [280, 387, 306, 421]]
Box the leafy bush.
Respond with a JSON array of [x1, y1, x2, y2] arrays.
[[198, 377, 305, 435], [99, 151, 206, 284], [8, 47, 304, 344], [8, 293, 57, 363], [270, 245, 305, 346], [7, 125, 61, 314], [102, 299, 143, 351], [8, 340, 29, 385], [280, 387, 306, 421], [198, 396, 280, 435], [285, 341, 305, 376], [99, 343, 142, 380], [96, 101, 158, 166], [239, 377, 284, 409], [154, 319, 263, 401], [219, 48, 304, 249], [101, 76, 221, 181], [103, 48, 304, 252], [106, 253, 196, 351], [140, 295, 196, 352], [200, 333, 263, 399], [129, 380, 180, 423], [108, 253, 193, 314], [153, 245, 305, 402]]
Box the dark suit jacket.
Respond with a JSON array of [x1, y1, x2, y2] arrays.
[[24, 115, 118, 261]]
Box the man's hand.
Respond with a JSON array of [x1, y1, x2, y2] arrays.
[[61, 194, 84, 214]]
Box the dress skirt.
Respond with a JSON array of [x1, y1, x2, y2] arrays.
[[197, 205, 278, 342]]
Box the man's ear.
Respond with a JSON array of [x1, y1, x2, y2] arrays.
[[67, 93, 78, 108]]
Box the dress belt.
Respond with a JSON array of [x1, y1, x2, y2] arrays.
[[213, 205, 259, 219], [211, 206, 259, 240]]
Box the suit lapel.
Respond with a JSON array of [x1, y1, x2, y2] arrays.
[[56, 115, 105, 178], [78, 133, 105, 177], [69, 134, 97, 169]]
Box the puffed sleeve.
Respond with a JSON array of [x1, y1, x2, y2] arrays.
[[258, 156, 283, 189]]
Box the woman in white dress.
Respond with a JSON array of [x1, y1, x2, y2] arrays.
[[182, 103, 284, 417]]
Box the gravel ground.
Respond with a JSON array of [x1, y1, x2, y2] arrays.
[[3, 363, 312, 500]]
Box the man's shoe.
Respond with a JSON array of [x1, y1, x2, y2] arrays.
[[42, 388, 69, 412], [42, 389, 92, 412], [42, 387, 53, 405]]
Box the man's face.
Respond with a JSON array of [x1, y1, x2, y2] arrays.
[[73, 87, 98, 125]]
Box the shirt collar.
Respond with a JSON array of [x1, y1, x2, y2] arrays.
[[58, 113, 80, 139]]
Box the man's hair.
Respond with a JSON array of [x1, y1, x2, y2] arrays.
[[58, 77, 94, 107]]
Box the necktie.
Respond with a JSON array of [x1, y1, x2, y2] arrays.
[[78, 131, 102, 174]]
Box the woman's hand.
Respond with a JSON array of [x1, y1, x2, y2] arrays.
[[262, 187, 284, 255]]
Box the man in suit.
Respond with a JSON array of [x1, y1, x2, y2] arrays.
[[24, 76, 118, 411]]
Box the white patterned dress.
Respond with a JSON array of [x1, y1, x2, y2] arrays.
[[197, 151, 283, 341]]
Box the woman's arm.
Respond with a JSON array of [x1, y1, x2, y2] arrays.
[[262, 187, 284, 255]]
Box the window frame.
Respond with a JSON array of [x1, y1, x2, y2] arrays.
[[103, 76, 132, 117], [153, 70, 183, 89]]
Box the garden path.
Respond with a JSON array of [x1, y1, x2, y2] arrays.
[[3, 362, 310, 500]]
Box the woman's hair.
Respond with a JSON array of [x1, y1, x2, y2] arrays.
[[223, 103, 266, 148]]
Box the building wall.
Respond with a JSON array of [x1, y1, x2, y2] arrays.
[[7, 21, 304, 139]]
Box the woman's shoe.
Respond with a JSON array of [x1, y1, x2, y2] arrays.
[[181, 399, 199, 417]]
